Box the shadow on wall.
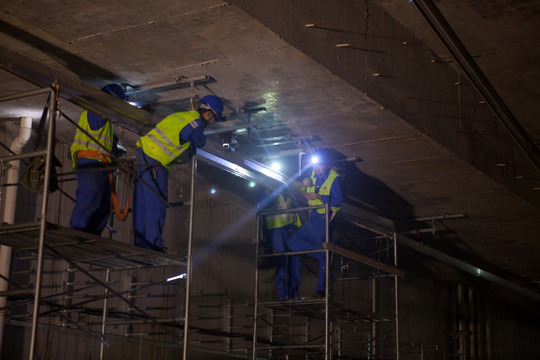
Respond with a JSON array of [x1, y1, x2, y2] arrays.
[[316, 149, 416, 223]]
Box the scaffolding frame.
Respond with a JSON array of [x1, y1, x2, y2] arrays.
[[0, 84, 192, 359], [252, 204, 402, 360], [0, 75, 288, 360], [0, 46, 295, 355]]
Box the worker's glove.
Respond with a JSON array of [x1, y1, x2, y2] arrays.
[[304, 192, 319, 201], [186, 146, 196, 160]]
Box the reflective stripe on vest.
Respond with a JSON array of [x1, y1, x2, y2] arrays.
[[136, 112, 199, 166], [70, 111, 113, 170], [266, 194, 296, 229], [308, 169, 341, 214]]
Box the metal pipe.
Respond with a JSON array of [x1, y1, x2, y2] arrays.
[[204, 124, 253, 136], [258, 249, 326, 258], [0, 150, 47, 163], [125, 75, 209, 95], [182, 151, 197, 360], [0, 116, 33, 354], [0, 87, 51, 103], [410, 0, 540, 170], [298, 151, 306, 178], [0, 46, 159, 135], [397, 234, 540, 301]]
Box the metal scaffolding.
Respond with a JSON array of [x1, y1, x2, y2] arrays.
[[252, 204, 402, 360], [0, 84, 190, 359], [0, 82, 403, 360]]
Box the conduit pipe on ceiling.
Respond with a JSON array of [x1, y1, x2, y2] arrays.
[[410, 0, 540, 170], [0, 116, 33, 352]]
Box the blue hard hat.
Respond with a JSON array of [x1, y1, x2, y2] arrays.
[[101, 84, 126, 101], [200, 95, 224, 122]]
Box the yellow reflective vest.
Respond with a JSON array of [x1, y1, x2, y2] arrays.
[[265, 194, 302, 230], [70, 110, 113, 170], [307, 169, 341, 214], [136, 112, 199, 167]]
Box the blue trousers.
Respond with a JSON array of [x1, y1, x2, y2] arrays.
[[133, 148, 168, 250], [268, 227, 300, 300], [286, 212, 333, 293], [70, 158, 111, 235]]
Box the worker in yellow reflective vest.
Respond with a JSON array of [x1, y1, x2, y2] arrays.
[[287, 148, 344, 299], [69, 84, 125, 235], [258, 188, 302, 300], [133, 95, 224, 251]]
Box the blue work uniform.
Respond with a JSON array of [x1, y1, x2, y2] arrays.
[[69, 111, 115, 235], [287, 168, 343, 294], [133, 112, 206, 251], [259, 191, 302, 300]]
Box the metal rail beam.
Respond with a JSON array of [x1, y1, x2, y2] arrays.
[[324, 243, 405, 277], [0, 46, 158, 135], [202, 145, 540, 302]]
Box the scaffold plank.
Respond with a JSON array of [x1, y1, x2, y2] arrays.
[[260, 298, 393, 323], [0, 222, 184, 269]]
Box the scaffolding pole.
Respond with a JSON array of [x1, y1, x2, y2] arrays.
[[99, 269, 111, 360], [394, 232, 400, 360], [324, 203, 330, 360], [29, 84, 58, 360], [183, 151, 197, 360]]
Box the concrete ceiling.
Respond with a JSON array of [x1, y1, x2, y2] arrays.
[[1, 0, 539, 310]]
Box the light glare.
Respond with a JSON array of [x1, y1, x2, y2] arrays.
[[167, 273, 187, 282]]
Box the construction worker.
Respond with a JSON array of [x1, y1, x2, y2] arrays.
[[258, 188, 302, 301], [133, 95, 224, 251], [69, 83, 126, 235], [287, 148, 344, 298]]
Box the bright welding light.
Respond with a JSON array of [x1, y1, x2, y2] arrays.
[[210, 187, 217, 195], [311, 155, 320, 165], [271, 161, 282, 172], [167, 273, 187, 282], [248, 181, 256, 188]]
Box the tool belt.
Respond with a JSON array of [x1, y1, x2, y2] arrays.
[[77, 150, 131, 222], [77, 150, 112, 164]]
